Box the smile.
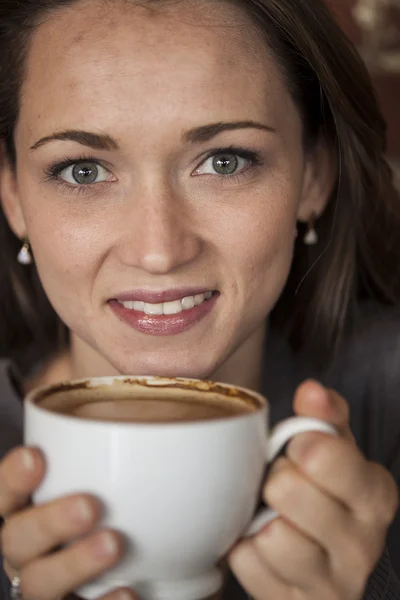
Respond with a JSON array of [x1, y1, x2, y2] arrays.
[[117, 291, 213, 315], [110, 290, 218, 336]]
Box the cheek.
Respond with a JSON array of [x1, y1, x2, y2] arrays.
[[32, 223, 99, 278], [20, 191, 107, 300], [216, 186, 298, 291]]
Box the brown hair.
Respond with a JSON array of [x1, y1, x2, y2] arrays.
[[1, 0, 400, 371]]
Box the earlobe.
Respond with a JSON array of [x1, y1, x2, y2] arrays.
[[297, 136, 337, 223], [0, 142, 27, 237]]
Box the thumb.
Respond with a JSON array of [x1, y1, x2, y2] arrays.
[[293, 380, 355, 442]]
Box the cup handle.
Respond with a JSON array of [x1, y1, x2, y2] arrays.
[[243, 417, 337, 537]]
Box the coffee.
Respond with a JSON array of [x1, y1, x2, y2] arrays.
[[35, 378, 259, 424]]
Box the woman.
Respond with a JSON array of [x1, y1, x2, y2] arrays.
[[0, 0, 399, 599]]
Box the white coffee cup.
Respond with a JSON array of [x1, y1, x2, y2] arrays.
[[24, 376, 336, 600]]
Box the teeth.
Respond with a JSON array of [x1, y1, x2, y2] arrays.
[[144, 302, 163, 315], [181, 296, 195, 310], [163, 300, 182, 315], [120, 292, 213, 315], [133, 301, 145, 311]]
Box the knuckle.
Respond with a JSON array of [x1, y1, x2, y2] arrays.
[[57, 548, 89, 584], [0, 448, 41, 516], [21, 541, 96, 600], [264, 467, 297, 505], [302, 436, 363, 485], [36, 504, 66, 543], [38, 495, 97, 541], [0, 516, 27, 569], [380, 471, 399, 523], [345, 537, 376, 579], [297, 435, 337, 476], [1, 528, 27, 572], [367, 464, 399, 525]]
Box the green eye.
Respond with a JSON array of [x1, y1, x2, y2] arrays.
[[212, 154, 239, 175], [72, 162, 99, 184], [195, 151, 252, 177], [60, 161, 110, 185]]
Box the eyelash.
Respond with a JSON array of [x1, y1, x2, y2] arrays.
[[43, 155, 111, 197], [197, 146, 263, 183], [43, 146, 263, 196]]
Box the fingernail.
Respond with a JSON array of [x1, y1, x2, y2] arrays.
[[304, 380, 328, 400], [93, 532, 119, 560], [117, 590, 135, 600], [21, 449, 35, 471], [73, 498, 93, 524]]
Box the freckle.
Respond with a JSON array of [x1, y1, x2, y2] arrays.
[[72, 33, 84, 45]]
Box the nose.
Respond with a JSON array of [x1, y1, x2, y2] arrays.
[[116, 181, 202, 275]]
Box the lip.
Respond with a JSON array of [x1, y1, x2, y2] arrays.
[[113, 288, 215, 304], [109, 292, 218, 336]]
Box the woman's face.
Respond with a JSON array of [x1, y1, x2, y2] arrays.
[[1, 0, 331, 380]]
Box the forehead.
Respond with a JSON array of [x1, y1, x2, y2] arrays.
[[18, 0, 296, 141]]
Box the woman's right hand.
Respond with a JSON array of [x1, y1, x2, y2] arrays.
[[0, 447, 135, 600]]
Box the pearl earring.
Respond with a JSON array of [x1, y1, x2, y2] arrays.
[[303, 214, 318, 246], [17, 239, 33, 265]]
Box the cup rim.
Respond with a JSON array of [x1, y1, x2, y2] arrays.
[[25, 375, 267, 427]]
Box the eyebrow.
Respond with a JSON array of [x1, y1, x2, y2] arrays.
[[30, 130, 119, 151], [183, 121, 275, 143], [30, 120, 275, 152]]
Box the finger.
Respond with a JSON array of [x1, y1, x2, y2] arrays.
[[293, 381, 354, 442], [65, 589, 137, 600], [0, 448, 44, 516], [2, 494, 101, 569], [228, 538, 289, 600], [20, 529, 124, 600], [264, 457, 358, 560], [287, 430, 398, 522], [253, 516, 330, 592], [98, 589, 137, 600]]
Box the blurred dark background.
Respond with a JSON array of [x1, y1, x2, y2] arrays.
[[325, 0, 400, 180], [325, 0, 400, 566]]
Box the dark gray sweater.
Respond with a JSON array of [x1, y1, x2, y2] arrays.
[[0, 306, 399, 599]]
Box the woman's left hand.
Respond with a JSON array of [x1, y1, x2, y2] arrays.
[[228, 380, 399, 600]]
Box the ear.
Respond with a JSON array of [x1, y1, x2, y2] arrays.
[[297, 136, 337, 223], [0, 142, 27, 238]]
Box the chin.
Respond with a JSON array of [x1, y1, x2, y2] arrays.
[[110, 351, 219, 382]]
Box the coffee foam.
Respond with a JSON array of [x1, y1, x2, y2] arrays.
[[35, 378, 261, 424]]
